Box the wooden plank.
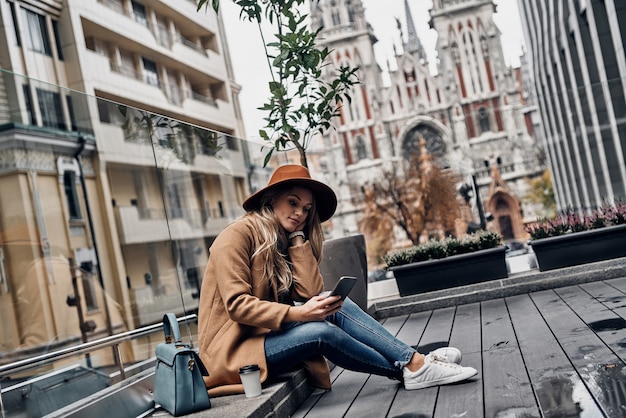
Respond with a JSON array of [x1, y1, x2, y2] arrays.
[[379, 314, 409, 337], [553, 284, 626, 372], [343, 374, 398, 418], [579, 280, 626, 316], [480, 298, 540, 417], [605, 276, 626, 294], [388, 380, 438, 417], [481, 298, 518, 351], [297, 370, 369, 417], [531, 289, 625, 417], [388, 310, 438, 418], [435, 303, 483, 418], [292, 367, 345, 417], [506, 293, 604, 417], [448, 303, 482, 355], [555, 283, 626, 326], [416, 306, 455, 354], [395, 310, 431, 347], [555, 284, 616, 319], [343, 314, 409, 418]]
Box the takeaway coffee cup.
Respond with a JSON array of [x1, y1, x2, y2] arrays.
[[239, 364, 262, 398]]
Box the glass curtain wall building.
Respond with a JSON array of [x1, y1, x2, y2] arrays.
[[517, 0, 626, 211]]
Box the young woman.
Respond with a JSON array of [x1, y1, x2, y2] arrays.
[[198, 165, 477, 396]]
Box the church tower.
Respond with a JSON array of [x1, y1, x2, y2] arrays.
[[309, 0, 392, 235], [428, 0, 542, 240]]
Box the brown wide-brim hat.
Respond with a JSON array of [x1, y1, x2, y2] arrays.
[[243, 165, 337, 222]]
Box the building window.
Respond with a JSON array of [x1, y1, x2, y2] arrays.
[[24, 9, 52, 56], [131, 1, 148, 27], [142, 57, 159, 87], [355, 136, 367, 160], [197, 130, 218, 155], [63, 171, 83, 221], [52, 20, 63, 60], [66, 95, 77, 131], [97, 99, 126, 125], [226, 135, 239, 151], [37, 88, 66, 130], [9, 2, 21, 46], [478, 106, 491, 133], [79, 261, 99, 311], [22, 85, 35, 125]]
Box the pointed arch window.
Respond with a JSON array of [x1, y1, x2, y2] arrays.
[[478, 106, 491, 133], [348, 3, 355, 24], [331, 4, 341, 26], [480, 36, 489, 58], [451, 42, 461, 64], [355, 136, 367, 161]]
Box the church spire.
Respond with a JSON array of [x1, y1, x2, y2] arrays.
[[403, 0, 426, 63]]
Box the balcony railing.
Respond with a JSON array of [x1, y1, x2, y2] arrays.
[[189, 90, 217, 107], [97, 0, 129, 17], [110, 63, 143, 82], [177, 34, 205, 55]]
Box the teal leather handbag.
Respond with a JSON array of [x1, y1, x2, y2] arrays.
[[154, 313, 211, 416]]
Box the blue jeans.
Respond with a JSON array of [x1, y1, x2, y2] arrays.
[[264, 298, 416, 380]]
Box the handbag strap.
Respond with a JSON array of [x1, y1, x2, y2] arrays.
[[162, 312, 182, 343]]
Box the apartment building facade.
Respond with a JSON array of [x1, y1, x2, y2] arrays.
[[0, 0, 248, 371]]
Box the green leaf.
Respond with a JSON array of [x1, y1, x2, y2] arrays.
[[263, 148, 274, 167]]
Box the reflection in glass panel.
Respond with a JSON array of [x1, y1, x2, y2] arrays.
[[0, 70, 257, 415]]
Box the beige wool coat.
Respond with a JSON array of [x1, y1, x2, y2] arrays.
[[198, 216, 331, 397]]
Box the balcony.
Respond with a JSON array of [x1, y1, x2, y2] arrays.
[[115, 206, 170, 245], [115, 205, 231, 245], [89, 0, 224, 82], [131, 285, 198, 326]]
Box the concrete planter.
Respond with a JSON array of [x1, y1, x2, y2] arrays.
[[389, 246, 508, 297], [529, 224, 626, 271]]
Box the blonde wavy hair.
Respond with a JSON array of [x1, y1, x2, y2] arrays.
[[245, 185, 324, 294]]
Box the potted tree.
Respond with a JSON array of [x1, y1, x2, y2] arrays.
[[198, 0, 359, 168], [382, 230, 507, 297], [526, 200, 626, 271]]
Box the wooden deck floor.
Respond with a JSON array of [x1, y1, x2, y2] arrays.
[[292, 276, 626, 418]]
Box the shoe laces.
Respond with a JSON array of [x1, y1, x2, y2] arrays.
[[427, 353, 447, 363], [427, 355, 461, 369]]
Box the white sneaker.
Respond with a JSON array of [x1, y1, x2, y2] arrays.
[[426, 347, 462, 364], [403, 355, 477, 390]]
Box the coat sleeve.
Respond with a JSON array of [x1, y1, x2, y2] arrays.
[[288, 242, 325, 300], [208, 222, 290, 331]]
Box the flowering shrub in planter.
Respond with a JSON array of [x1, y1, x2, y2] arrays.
[[383, 230, 503, 267], [383, 231, 506, 296], [526, 200, 626, 271], [526, 200, 626, 239]]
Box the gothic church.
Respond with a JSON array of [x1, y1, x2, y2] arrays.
[[308, 0, 545, 243]]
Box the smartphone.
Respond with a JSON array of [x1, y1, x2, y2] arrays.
[[327, 276, 357, 300]]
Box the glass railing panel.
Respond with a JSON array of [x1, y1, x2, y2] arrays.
[[0, 70, 258, 416]]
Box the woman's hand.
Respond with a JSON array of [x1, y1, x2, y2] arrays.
[[285, 294, 343, 322]]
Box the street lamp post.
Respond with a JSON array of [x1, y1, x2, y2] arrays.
[[472, 174, 487, 230]]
